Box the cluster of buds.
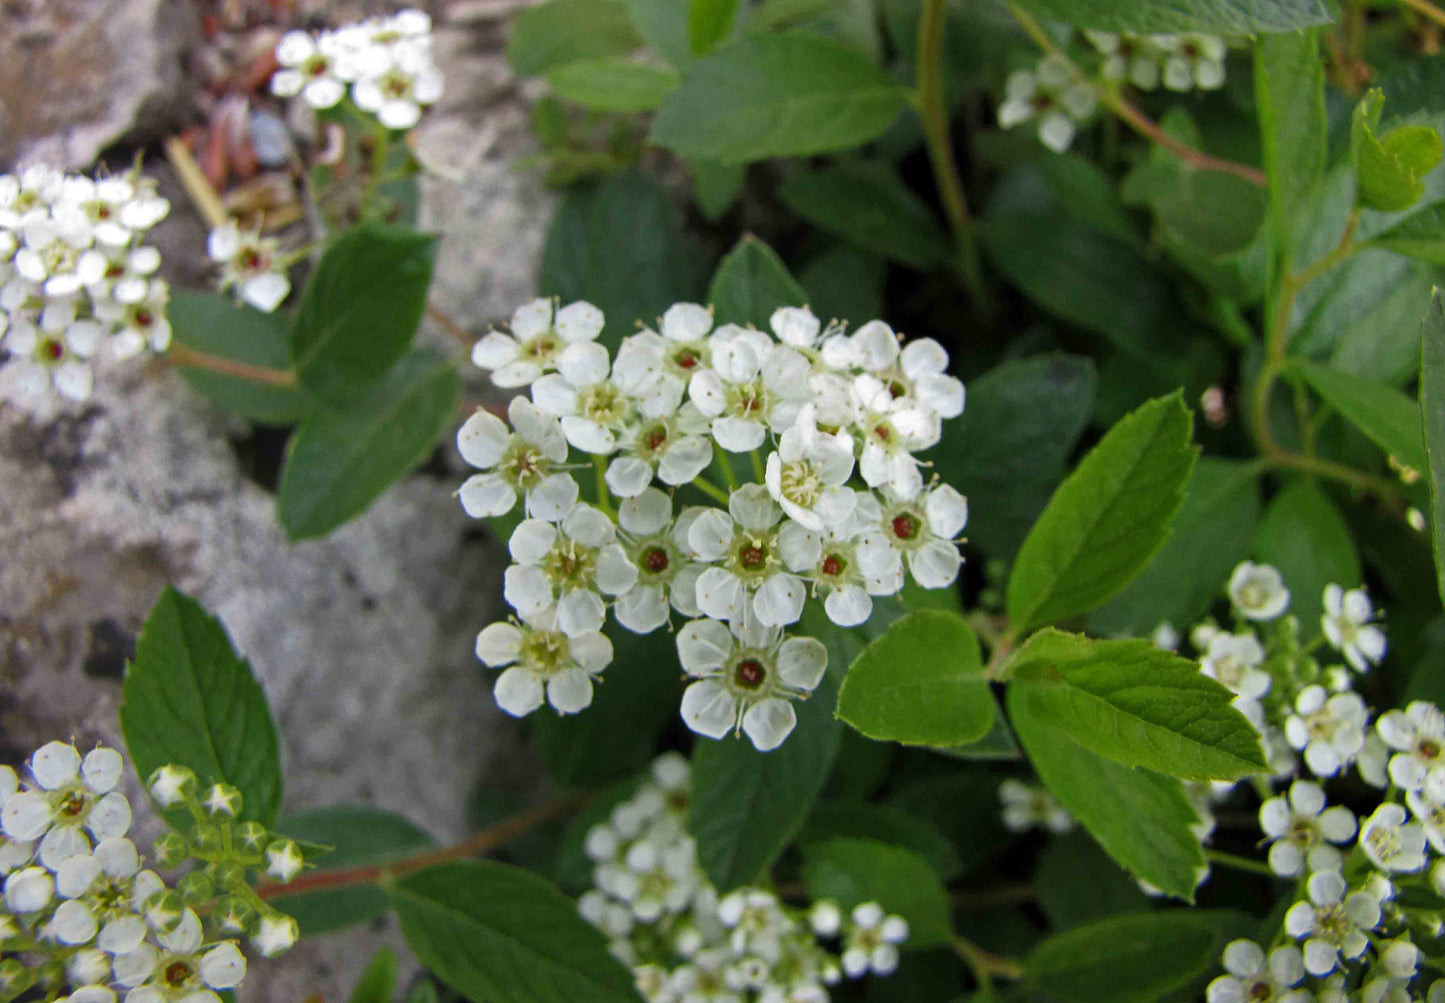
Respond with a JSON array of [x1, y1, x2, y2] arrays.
[[0, 165, 171, 402], [578, 754, 908, 1002], [1083, 30, 1228, 91], [459, 298, 968, 751], [0, 741, 296, 1003]]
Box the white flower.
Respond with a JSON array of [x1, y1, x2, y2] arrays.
[[688, 326, 811, 452], [997, 54, 1097, 153], [476, 605, 613, 717], [1376, 701, 1445, 791], [1199, 633, 1270, 699], [1205, 940, 1307, 1003], [1228, 562, 1290, 620], [253, 913, 299, 958], [1409, 786, 1445, 852], [809, 900, 842, 937], [689, 485, 807, 627], [471, 298, 604, 389], [676, 612, 828, 751], [94, 279, 171, 357], [1359, 730, 1391, 788], [1283, 870, 1381, 975], [113, 910, 247, 999], [777, 506, 903, 628], [764, 405, 856, 531], [718, 889, 791, 960], [1151, 622, 1180, 650], [351, 39, 444, 130], [1086, 30, 1165, 89], [52, 837, 153, 953], [1, 742, 129, 869], [605, 405, 714, 498], [207, 224, 290, 313], [504, 502, 637, 635], [861, 483, 967, 589], [849, 375, 941, 500], [1257, 782, 1355, 877], [613, 490, 703, 634], [2, 311, 97, 401], [769, 306, 824, 350], [271, 30, 351, 109], [455, 396, 577, 521], [1359, 803, 1428, 873], [616, 835, 700, 923], [611, 302, 715, 417], [1283, 686, 1367, 777], [1321, 584, 1386, 672], [4, 865, 53, 913], [998, 779, 1073, 833], [1161, 34, 1227, 91], [841, 902, 908, 978], [532, 342, 633, 454]]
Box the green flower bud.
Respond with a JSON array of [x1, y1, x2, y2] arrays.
[[147, 764, 197, 807], [215, 894, 257, 935], [143, 889, 185, 932], [203, 782, 243, 817], [177, 871, 215, 906], [236, 820, 270, 854], [209, 859, 248, 890], [153, 830, 190, 867], [191, 822, 224, 855], [0, 958, 29, 991]]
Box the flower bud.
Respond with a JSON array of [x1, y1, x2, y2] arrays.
[[203, 783, 243, 818], [253, 912, 299, 957], [143, 888, 184, 931], [215, 895, 256, 935], [177, 871, 215, 906], [0, 958, 28, 991], [148, 764, 196, 807], [265, 840, 305, 883], [235, 821, 270, 853], [191, 823, 224, 855], [152, 831, 190, 867], [209, 859, 247, 890]]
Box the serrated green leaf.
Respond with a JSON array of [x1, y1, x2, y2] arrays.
[[348, 949, 398, 1003], [1291, 359, 1428, 473], [933, 706, 1021, 761], [801, 837, 952, 949], [1090, 459, 1261, 636], [1025, 911, 1253, 1003], [800, 802, 963, 880], [508, 0, 644, 75], [689, 0, 740, 54], [1014, 0, 1328, 33], [1008, 684, 1206, 900], [547, 57, 678, 110], [167, 290, 308, 424], [1007, 393, 1198, 632], [1352, 89, 1443, 213], [835, 610, 994, 747], [1256, 30, 1326, 264], [1253, 479, 1362, 630], [777, 162, 951, 269], [121, 588, 283, 827], [649, 32, 907, 164], [1422, 291, 1445, 610], [289, 225, 437, 402], [269, 807, 435, 936], [391, 862, 643, 1003], [277, 348, 460, 540], [707, 236, 807, 330], [692, 160, 746, 221], [1009, 629, 1267, 781]]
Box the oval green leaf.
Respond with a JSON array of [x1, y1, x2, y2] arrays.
[[707, 235, 807, 331], [801, 837, 952, 949], [548, 57, 679, 111], [1424, 291, 1445, 610], [167, 290, 308, 424]]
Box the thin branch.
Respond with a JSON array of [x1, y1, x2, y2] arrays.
[[426, 303, 476, 348], [954, 935, 1024, 981], [1401, 0, 1445, 30], [163, 136, 230, 230], [1205, 848, 1279, 879], [167, 343, 297, 388]]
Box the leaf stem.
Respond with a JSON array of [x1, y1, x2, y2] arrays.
[[716, 443, 740, 492], [1008, 6, 1266, 187], [594, 455, 615, 518], [692, 477, 732, 505], [426, 303, 475, 348], [1205, 848, 1279, 879], [1400, 0, 1445, 30], [953, 935, 1024, 982], [254, 793, 586, 900], [917, 0, 995, 321], [167, 342, 298, 388]]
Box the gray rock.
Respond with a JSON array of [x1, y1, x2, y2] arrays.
[[0, 0, 199, 171]]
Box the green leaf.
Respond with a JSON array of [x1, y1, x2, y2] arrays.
[[121, 588, 283, 827], [1007, 393, 1198, 632], [689, 604, 854, 891], [1036, 834, 1150, 930], [1009, 630, 1267, 781], [539, 169, 708, 347], [1008, 684, 1206, 901], [623, 0, 693, 65], [798, 246, 885, 326], [1036, 152, 1141, 249], [1255, 30, 1326, 263], [707, 236, 807, 330], [270, 807, 435, 936], [1352, 89, 1443, 213], [1291, 359, 1429, 472], [934, 706, 1021, 761], [348, 949, 399, 1003], [508, 0, 644, 75], [1421, 291, 1445, 609], [167, 290, 308, 424], [1254, 479, 1362, 629], [1368, 202, 1445, 264], [777, 162, 951, 269], [277, 348, 460, 540], [692, 160, 746, 221], [391, 861, 642, 1003], [835, 610, 994, 747], [886, 772, 1012, 879], [289, 225, 437, 402], [930, 354, 1096, 559], [547, 57, 678, 110], [1025, 911, 1252, 1003], [689, 0, 740, 54], [650, 32, 908, 164], [800, 802, 963, 881], [1327, 259, 1435, 387], [1013, 0, 1328, 33], [801, 838, 952, 949], [1090, 459, 1262, 636]]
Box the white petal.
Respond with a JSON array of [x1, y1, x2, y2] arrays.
[[658, 436, 713, 485], [595, 546, 640, 595], [2, 792, 52, 841], [558, 342, 610, 386], [470, 331, 519, 369], [504, 564, 552, 617], [458, 473, 516, 518], [714, 416, 766, 452], [908, 539, 963, 588], [200, 942, 247, 989], [475, 622, 522, 667], [532, 374, 578, 417], [240, 272, 290, 313], [742, 699, 797, 751], [86, 792, 132, 840], [618, 488, 672, 535], [456, 410, 510, 468], [526, 474, 580, 522], [32, 741, 81, 789], [926, 484, 969, 539], [56, 853, 99, 897], [677, 618, 735, 674], [569, 631, 613, 673], [680, 681, 738, 740], [825, 586, 872, 627], [615, 586, 669, 634], [753, 574, 805, 627], [563, 504, 615, 548], [40, 824, 92, 869], [509, 519, 558, 564], [606, 456, 655, 499], [494, 667, 545, 717], [562, 415, 617, 454], [777, 637, 828, 691], [555, 301, 605, 342], [53, 899, 98, 944], [695, 567, 744, 621], [688, 510, 735, 561], [556, 589, 606, 637], [546, 669, 595, 714]]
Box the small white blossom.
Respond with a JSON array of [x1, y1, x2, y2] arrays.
[[1228, 562, 1290, 620], [1283, 686, 1367, 777], [1376, 701, 1445, 791], [861, 483, 967, 590], [2, 743, 129, 869], [1205, 940, 1307, 1003], [613, 490, 703, 634], [777, 504, 903, 628], [207, 224, 290, 313], [1283, 870, 1381, 975], [503, 502, 638, 636], [764, 405, 856, 531], [533, 342, 635, 454], [456, 397, 577, 521], [1257, 782, 1355, 877], [998, 779, 1073, 833], [1359, 803, 1428, 873], [840, 902, 907, 978], [471, 298, 605, 389], [688, 326, 812, 452], [997, 54, 1097, 153], [476, 605, 614, 717], [689, 485, 808, 627], [1321, 584, 1386, 672], [270, 30, 351, 108], [1199, 632, 1270, 699]]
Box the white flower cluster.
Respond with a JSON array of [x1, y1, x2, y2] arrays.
[[997, 779, 1073, 834], [1083, 30, 1228, 91], [578, 754, 908, 1002], [0, 165, 171, 401], [271, 9, 443, 130], [0, 741, 291, 1003], [461, 299, 968, 751], [998, 54, 1098, 153]]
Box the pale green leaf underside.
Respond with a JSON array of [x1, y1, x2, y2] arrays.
[[1018, 0, 1329, 32]]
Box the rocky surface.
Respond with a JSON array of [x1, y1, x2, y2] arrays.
[[0, 1, 556, 998]]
